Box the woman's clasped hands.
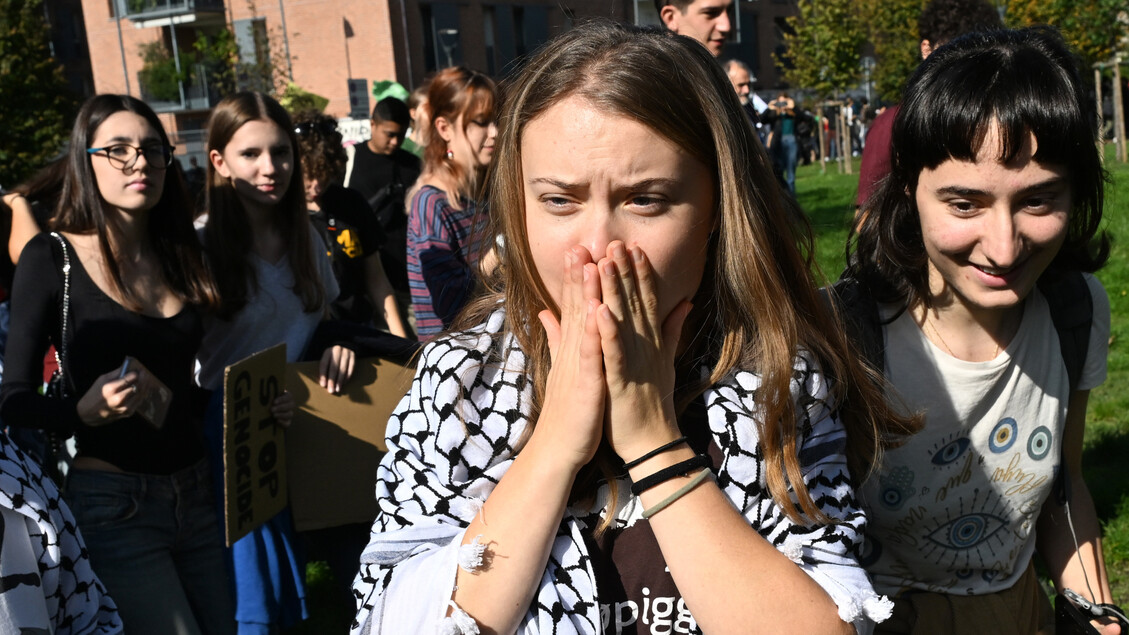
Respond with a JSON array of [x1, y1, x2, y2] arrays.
[[536, 240, 693, 469]]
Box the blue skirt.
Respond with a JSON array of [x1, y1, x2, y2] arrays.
[[204, 390, 308, 634]]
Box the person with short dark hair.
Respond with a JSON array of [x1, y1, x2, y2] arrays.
[[344, 96, 421, 308], [655, 0, 732, 56]]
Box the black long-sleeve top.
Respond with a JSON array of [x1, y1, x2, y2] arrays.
[[0, 232, 206, 474]]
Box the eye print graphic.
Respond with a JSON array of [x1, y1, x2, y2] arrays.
[[1027, 426, 1052, 461], [932, 437, 971, 466], [989, 418, 1018, 453], [925, 513, 1007, 551], [879, 465, 917, 511]]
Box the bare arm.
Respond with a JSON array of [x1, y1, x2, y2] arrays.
[[362, 253, 409, 338], [1037, 389, 1120, 634], [449, 247, 606, 635], [5, 193, 42, 264]]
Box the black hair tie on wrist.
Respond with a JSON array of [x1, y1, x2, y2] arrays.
[[623, 436, 688, 471], [630, 454, 712, 496]]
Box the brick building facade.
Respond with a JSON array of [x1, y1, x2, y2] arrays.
[[79, 0, 796, 160]]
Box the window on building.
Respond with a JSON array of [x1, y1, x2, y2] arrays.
[[483, 6, 496, 75], [739, 11, 758, 73], [427, 3, 462, 70], [233, 17, 271, 91]]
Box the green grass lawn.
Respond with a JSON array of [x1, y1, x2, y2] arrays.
[[797, 150, 1129, 604], [291, 151, 1129, 632]]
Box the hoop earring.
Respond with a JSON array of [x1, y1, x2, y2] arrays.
[[446, 148, 454, 160]]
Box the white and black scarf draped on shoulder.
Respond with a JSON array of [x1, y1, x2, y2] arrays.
[[351, 310, 892, 634], [0, 431, 122, 634]]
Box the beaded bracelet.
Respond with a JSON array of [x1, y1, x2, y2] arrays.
[[630, 454, 711, 496], [642, 468, 713, 519], [622, 436, 688, 470]]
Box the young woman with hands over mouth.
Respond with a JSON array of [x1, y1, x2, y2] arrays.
[[352, 23, 914, 635], [0, 94, 233, 634]]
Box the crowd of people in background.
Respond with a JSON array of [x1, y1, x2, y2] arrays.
[[0, 0, 1124, 633]]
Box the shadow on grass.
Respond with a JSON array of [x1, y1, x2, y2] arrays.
[[1082, 428, 1129, 524], [798, 185, 855, 234]]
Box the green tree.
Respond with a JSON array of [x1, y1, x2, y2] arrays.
[[865, 0, 925, 103], [1006, 0, 1125, 68], [138, 41, 193, 102], [0, 0, 76, 187], [777, 0, 867, 98]]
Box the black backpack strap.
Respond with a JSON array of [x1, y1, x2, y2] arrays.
[[820, 276, 886, 375], [1038, 271, 1093, 506], [1039, 271, 1093, 394]]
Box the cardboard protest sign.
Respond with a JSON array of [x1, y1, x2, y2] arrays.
[[285, 356, 414, 532], [222, 343, 287, 546]]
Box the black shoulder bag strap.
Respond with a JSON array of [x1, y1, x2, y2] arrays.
[[820, 276, 887, 374], [47, 232, 72, 398], [1038, 271, 1093, 505]]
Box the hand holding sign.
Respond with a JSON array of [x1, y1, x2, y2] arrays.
[[222, 343, 288, 546]]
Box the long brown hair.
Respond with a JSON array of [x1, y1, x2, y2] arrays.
[[419, 67, 496, 206], [55, 94, 218, 310], [203, 92, 325, 319], [462, 22, 916, 530]]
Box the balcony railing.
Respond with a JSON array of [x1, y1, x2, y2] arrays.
[[118, 0, 224, 22], [139, 64, 222, 114]]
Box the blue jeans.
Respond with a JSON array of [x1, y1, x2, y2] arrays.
[[66, 460, 236, 635], [779, 133, 798, 193]]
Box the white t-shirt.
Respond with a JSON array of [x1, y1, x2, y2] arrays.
[[196, 232, 339, 391], [860, 273, 1109, 597]]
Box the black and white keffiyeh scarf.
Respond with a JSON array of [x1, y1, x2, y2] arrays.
[[0, 431, 122, 634], [352, 310, 892, 634]]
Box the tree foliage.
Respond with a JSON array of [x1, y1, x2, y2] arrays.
[[1005, 0, 1126, 68], [0, 0, 76, 187], [865, 0, 925, 104], [777, 0, 867, 99]]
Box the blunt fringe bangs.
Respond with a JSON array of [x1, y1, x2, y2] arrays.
[[421, 67, 497, 202], [852, 27, 1108, 307]]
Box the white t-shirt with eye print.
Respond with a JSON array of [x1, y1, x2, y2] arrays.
[[859, 273, 1109, 597]]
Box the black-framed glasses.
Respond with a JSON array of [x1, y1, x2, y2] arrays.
[[87, 144, 175, 170], [294, 120, 338, 137]]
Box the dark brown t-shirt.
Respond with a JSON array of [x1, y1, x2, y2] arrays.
[[581, 397, 722, 635]]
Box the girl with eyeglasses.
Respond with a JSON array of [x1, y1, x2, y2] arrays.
[[196, 91, 355, 634], [0, 94, 235, 633]]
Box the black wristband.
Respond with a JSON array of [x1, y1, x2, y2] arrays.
[[623, 436, 688, 470], [630, 454, 712, 496]]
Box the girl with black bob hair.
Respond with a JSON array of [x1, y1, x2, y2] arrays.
[[845, 27, 1117, 633]]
